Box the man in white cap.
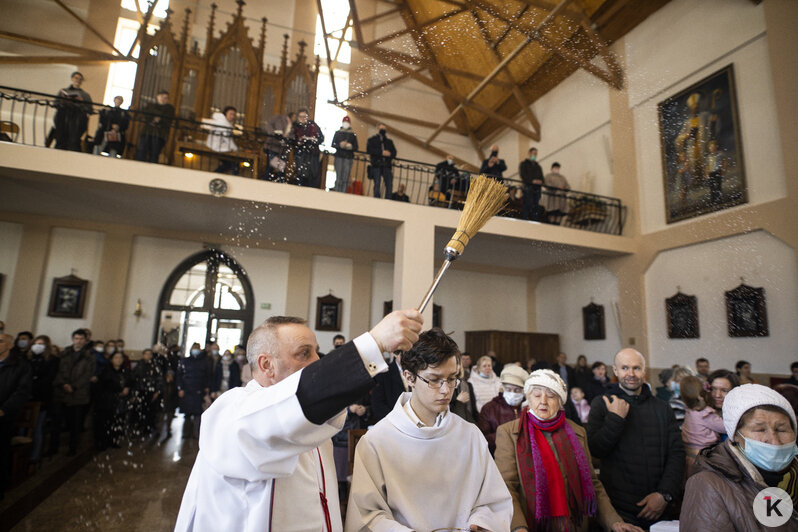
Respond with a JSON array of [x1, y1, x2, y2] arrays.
[[681, 384, 798, 530], [478, 364, 529, 454], [586, 348, 684, 529], [175, 310, 422, 532]]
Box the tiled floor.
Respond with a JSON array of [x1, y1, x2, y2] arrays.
[[10, 420, 197, 532]]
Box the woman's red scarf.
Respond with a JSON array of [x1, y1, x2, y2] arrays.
[[516, 408, 596, 531]]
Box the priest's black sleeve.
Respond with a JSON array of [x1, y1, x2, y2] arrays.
[[296, 342, 375, 425]]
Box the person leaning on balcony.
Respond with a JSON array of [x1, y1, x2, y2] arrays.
[[54, 71, 93, 152], [292, 108, 324, 188], [205, 106, 240, 175], [390, 183, 410, 202], [135, 90, 175, 164], [262, 111, 295, 181], [434, 154, 461, 199], [519, 147, 545, 221], [94, 95, 130, 158], [480, 144, 507, 183], [331, 115, 358, 192], [366, 123, 397, 199], [544, 161, 571, 224]]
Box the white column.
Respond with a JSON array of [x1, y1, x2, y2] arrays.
[[393, 219, 436, 327]]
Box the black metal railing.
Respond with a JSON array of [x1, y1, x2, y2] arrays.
[[0, 85, 625, 235]]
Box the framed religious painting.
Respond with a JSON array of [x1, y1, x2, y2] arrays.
[[316, 294, 342, 332], [658, 64, 747, 223], [582, 302, 605, 340], [666, 291, 699, 339], [725, 283, 768, 337], [47, 274, 89, 318]]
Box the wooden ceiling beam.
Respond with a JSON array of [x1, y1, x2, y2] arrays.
[[0, 30, 121, 61], [53, 0, 127, 58], [494, 4, 531, 48], [336, 103, 466, 135], [424, 0, 572, 144], [357, 44, 539, 140], [362, 8, 467, 48], [0, 55, 130, 64], [468, 0, 622, 90], [358, 6, 401, 25], [315, 0, 339, 102], [342, 71, 413, 102]]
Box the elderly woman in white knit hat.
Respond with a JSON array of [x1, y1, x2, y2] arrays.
[[680, 384, 798, 531], [495, 369, 643, 532]]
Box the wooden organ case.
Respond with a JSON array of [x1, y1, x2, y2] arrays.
[[129, 1, 319, 166]]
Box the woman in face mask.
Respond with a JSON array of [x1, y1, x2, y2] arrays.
[[477, 365, 529, 455], [494, 370, 642, 532], [12, 331, 33, 357], [29, 335, 59, 461], [681, 384, 798, 530], [468, 355, 503, 413]]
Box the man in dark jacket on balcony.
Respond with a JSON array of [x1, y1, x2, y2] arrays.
[[519, 147, 545, 221], [331, 115, 358, 192], [0, 333, 32, 498], [366, 123, 396, 199], [479, 144, 507, 182], [586, 348, 684, 529], [135, 90, 175, 163], [292, 108, 324, 188]]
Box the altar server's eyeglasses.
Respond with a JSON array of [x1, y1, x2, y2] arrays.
[[414, 373, 460, 390]]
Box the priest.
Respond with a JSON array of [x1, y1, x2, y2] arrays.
[[175, 310, 423, 532], [345, 328, 512, 531]]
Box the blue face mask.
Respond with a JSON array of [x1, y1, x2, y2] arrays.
[[738, 433, 798, 472], [669, 381, 680, 396], [479, 371, 490, 379], [190, 349, 201, 357]]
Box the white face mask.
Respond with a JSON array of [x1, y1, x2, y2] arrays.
[[31, 343, 47, 355], [342, 122, 350, 129], [504, 391, 524, 406]]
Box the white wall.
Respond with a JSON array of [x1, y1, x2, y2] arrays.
[[121, 236, 292, 350], [36, 227, 105, 344], [309, 255, 353, 351], [120, 236, 201, 348], [531, 69, 614, 196], [536, 266, 622, 365], [434, 268, 528, 352], [0, 221, 23, 322], [645, 231, 798, 374], [370, 260, 394, 328], [626, 0, 786, 233], [368, 261, 528, 352]]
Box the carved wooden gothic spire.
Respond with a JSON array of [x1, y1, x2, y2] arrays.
[[259, 17, 268, 64], [180, 8, 192, 51], [235, 0, 245, 19], [206, 3, 218, 53], [281, 33, 289, 72]]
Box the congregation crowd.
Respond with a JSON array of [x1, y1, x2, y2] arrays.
[[43, 72, 575, 224], [2, 310, 798, 530]]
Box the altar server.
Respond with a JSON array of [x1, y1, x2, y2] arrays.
[[345, 328, 512, 532]]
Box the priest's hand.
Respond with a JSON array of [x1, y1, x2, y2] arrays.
[[370, 310, 423, 353]]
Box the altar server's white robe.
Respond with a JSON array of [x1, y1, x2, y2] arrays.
[[346, 392, 512, 532], [176, 335, 385, 532]]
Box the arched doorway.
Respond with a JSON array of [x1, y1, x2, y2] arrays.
[[155, 249, 254, 354]]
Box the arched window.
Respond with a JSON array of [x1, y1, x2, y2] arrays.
[[156, 249, 254, 353]]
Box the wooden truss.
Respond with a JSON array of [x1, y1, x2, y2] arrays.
[[316, 0, 624, 162], [0, 0, 155, 65]]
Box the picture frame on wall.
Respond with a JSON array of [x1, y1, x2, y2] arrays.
[[666, 291, 699, 339], [316, 294, 342, 331], [383, 300, 442, 328], [658, 64, 747, 223], [582, 302, 606, 340], [47, 274, 89, 318], [725, 283, 768, 337]]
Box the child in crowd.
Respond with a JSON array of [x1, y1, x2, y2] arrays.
[[570, 386, 590, 424], [680, 375, 725, 471]]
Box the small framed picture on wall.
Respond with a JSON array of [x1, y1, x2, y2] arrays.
[[583, 302, 606, 341], [48, 274, 89, 318], [316, 294, 342, 332], [666, 291, 700, 339], [725, 283, 768, 337]]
